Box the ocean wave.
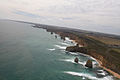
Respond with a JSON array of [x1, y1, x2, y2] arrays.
[[78, 52, 99, 67], [59, 58, 86, 66], [97, 70, 108, 76], [97, 72, 106, 76], [54, 45, 66, 49], [63, 71, 113, 80], [100, 76, 113, 80], [92, 61, 99, 68], [64, 71, 97, 80], [65, 37, 73, 42], [48, 48, 56, 51], [69, 52, 78, 55], [97, 70, 104, 72], [59, 42, 70, 46]]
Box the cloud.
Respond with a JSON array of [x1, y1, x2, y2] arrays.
[[14, 10, 43, 18], [0, 0, 120, 35], [62, 17, 74, 20]]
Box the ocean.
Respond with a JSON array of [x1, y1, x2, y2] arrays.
[[0, 20, 116, 80]]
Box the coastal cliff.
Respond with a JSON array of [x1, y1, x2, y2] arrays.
[[66, 44, 120, 77], [55, 31, 120, 76], [33, 24, 120, 78]]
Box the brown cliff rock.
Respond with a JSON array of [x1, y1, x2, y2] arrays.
[[85, 59, 93, 68], [74, 57, 79, 63], [66, 46, 88, 54]]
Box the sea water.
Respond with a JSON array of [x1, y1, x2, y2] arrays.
[[0, 20, 116, 80]]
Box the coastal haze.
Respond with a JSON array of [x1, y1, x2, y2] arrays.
[[0, 0, 120, 35]]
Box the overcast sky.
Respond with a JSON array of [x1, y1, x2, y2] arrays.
[[0, 0, 120, 35]]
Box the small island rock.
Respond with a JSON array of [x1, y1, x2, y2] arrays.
[[85, 59, 93, 68], [74, 57, 79, 63]]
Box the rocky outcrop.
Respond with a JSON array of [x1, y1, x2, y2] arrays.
[[87, 51, 120, 74], [55, 32, 87, 47], [66, 46, 88, 54], [74, 57, 79, 63], [85, 59, 93, 68], [55, 35, 57, 38]]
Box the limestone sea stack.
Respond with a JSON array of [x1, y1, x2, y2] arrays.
[[85, 59, 93, 68], [74, 57, 79, 63]]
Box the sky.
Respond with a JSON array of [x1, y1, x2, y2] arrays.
[[0, 0, 120, 35]]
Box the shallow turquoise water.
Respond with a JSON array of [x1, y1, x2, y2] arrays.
[[0, 20, 114, 80]]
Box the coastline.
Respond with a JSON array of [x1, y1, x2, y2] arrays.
[[33, 24, 120, 79], [96, 59, 120, 79], [69, 38, 120, 79]]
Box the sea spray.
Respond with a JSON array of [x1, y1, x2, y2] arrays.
[[54, 45, 66, 49]]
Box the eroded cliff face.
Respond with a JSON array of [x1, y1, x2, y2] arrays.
[[66, 46, 88, 54], [55, 31, 87, 47], [76, 48, 120, 75], [90, 52, 120, 74], [45, 28, 120, 75], [66, 45, 120, 74]]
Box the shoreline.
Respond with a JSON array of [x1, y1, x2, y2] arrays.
[[69, 37, 120, 79], [37, 24, 120, 79], [96, 59, 120, 79]]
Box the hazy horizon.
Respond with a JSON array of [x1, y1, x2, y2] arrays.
[[0, 0, 120, 35]]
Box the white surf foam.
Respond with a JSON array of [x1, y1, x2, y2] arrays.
[[59, 58, 86, 66], [64, 71, 97, 80], [82, 76, 85, 79], [92, 61, 99, 68], [60, 42, 70, 46], [65, 37, 73, 42], [78, 52, 99, 67], [48, 48, 55, 51], [64, 71, 113, 80], [59, 58, 75, 63], [97, 72, 106, 76], [69, 52, 78, 55], [54, 45, 66, 49], [97, 70, 108, 76], [97, 70, 104, 72], [100, 76, 113, 80]]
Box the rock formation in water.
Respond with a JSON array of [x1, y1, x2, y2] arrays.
[[51, 32, 53, 35], [85, 59, 93, 68], [74, 57, 79, 63], [55, 35, 57, 38], [66, 46, 87, 54]]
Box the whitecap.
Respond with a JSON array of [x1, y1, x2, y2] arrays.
[[59, 58, 86, 66], [97, 72, 106, 76], [97, 70, 108, 76], [64, 71, 97, 80], [59, 42, 70, 46], [69, 52, 78, 55], [82, 76, 85, 79], [99, 76, 113, 80], [65, 37, 73, 42], [48, 48, 55, 51], [54, 45, 66, 49], [92, 61, 99, 68], [63, 71, 113, 80], [59, 58, 75, 64], [97, 70, 104, 72]]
